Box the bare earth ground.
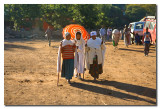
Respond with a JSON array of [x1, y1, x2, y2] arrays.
[[4, 39, 156, 105]]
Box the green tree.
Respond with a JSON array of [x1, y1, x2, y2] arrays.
[[125, 5, 147, 23], [4, 4, 157, 30], [96, 4, 125, 29], [4, 4, 42, 30], [41, 4, 76, 29]]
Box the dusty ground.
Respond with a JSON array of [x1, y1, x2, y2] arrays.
[[4, 38, 156, 105]]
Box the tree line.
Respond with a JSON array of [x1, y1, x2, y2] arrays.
[[4, 4, 156, 30]]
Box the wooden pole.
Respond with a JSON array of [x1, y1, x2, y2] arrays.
[[57, 41, 62, 86], [83, 73, 84, 80], [57, 72, 59, 86]]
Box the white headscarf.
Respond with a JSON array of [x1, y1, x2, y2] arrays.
[[64, 32, 70, 38], [62, 32, 74, 47], [75, 31, 85, 46], [57, 32, 76, 73], [90, 31, 97, 36], [87, 31, 102, 49], [112, 29, 120, 35], [74, 32, 85, 74]]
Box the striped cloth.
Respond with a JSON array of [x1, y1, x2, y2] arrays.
[[62, 45, 74, 59]]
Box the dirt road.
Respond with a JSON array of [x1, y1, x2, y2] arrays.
[[4, 39, 156, 105]]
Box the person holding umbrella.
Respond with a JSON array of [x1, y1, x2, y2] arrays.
[[74, 32, 86, 79], [57, 24, 90, 84]]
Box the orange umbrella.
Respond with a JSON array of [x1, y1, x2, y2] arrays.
[[62, 24, 90, 40]]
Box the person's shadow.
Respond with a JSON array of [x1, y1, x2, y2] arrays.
[[4, 44, 35, 51], [118, 48, 153, 53], [70, 80, 156, 105], [83, 80, 156, 99]]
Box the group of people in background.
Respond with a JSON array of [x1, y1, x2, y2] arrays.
[[122, 25, 152, 56], [99, 25, 112, 42], [99, 25, 152, 56], [55, 24, 152, 84], [99, 25, 122, 49]]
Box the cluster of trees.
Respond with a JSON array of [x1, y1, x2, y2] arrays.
[[4, 4, 156, 30]]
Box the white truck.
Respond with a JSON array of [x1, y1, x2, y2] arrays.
[[129, 21, 145, 44]]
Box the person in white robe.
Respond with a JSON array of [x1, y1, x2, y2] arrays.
[[74, 32, 86, 79], [85, 31, 106, 80], [112, 29, 122, 49]]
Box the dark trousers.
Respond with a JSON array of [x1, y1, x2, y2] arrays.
[[144, 43, 150, 55], [47, 36, 51, 46]]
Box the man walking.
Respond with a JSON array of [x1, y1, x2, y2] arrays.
[[143, 27, 152, 56], [107, 27, 112, 41], [123, 25, 131, 47], [99, 25, 106, 43], [45, 26, 52, 46]]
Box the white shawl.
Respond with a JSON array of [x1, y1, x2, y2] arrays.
[[112, 29, 121, 43], [74, 32, 86, 74], [87, 37, 102, 49], [85, 37, 106, 70]]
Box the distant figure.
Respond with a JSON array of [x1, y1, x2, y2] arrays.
[[107, 27, 112, 41], [123, 25, 131, 47], [120, 29, 124, 40], [135, 33, 141, 45], [45, 26, 52, 46], [97, 29, 100, 37], [99, 25, 106, 43], [112, 29, 121, 49], [143, 27, 152, 56]]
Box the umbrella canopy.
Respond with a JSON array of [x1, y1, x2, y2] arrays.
[[62, 24, 90, 40]]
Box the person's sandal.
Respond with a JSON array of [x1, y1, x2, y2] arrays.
[[78, 75, 82, 79], [67, 79, 71, 84], [75, 74, 78, 78]]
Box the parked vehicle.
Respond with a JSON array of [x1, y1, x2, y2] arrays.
[[140, 16, 156, 22], [129, 22, 135, 38], [133, 22, 145, 36], [129, 21, 145, 44]]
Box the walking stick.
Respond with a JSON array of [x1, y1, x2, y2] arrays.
[[57, 72, 59, 86], [83, 72, 84, 80], [57, 41, 62, 86]]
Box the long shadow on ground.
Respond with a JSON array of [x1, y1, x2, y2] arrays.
[[4, 44, 36, 51], [83, 80, 156, 99], [129, 46, 156, 50], [70, 82, 156, 105], [119, 48, 153, 53]]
